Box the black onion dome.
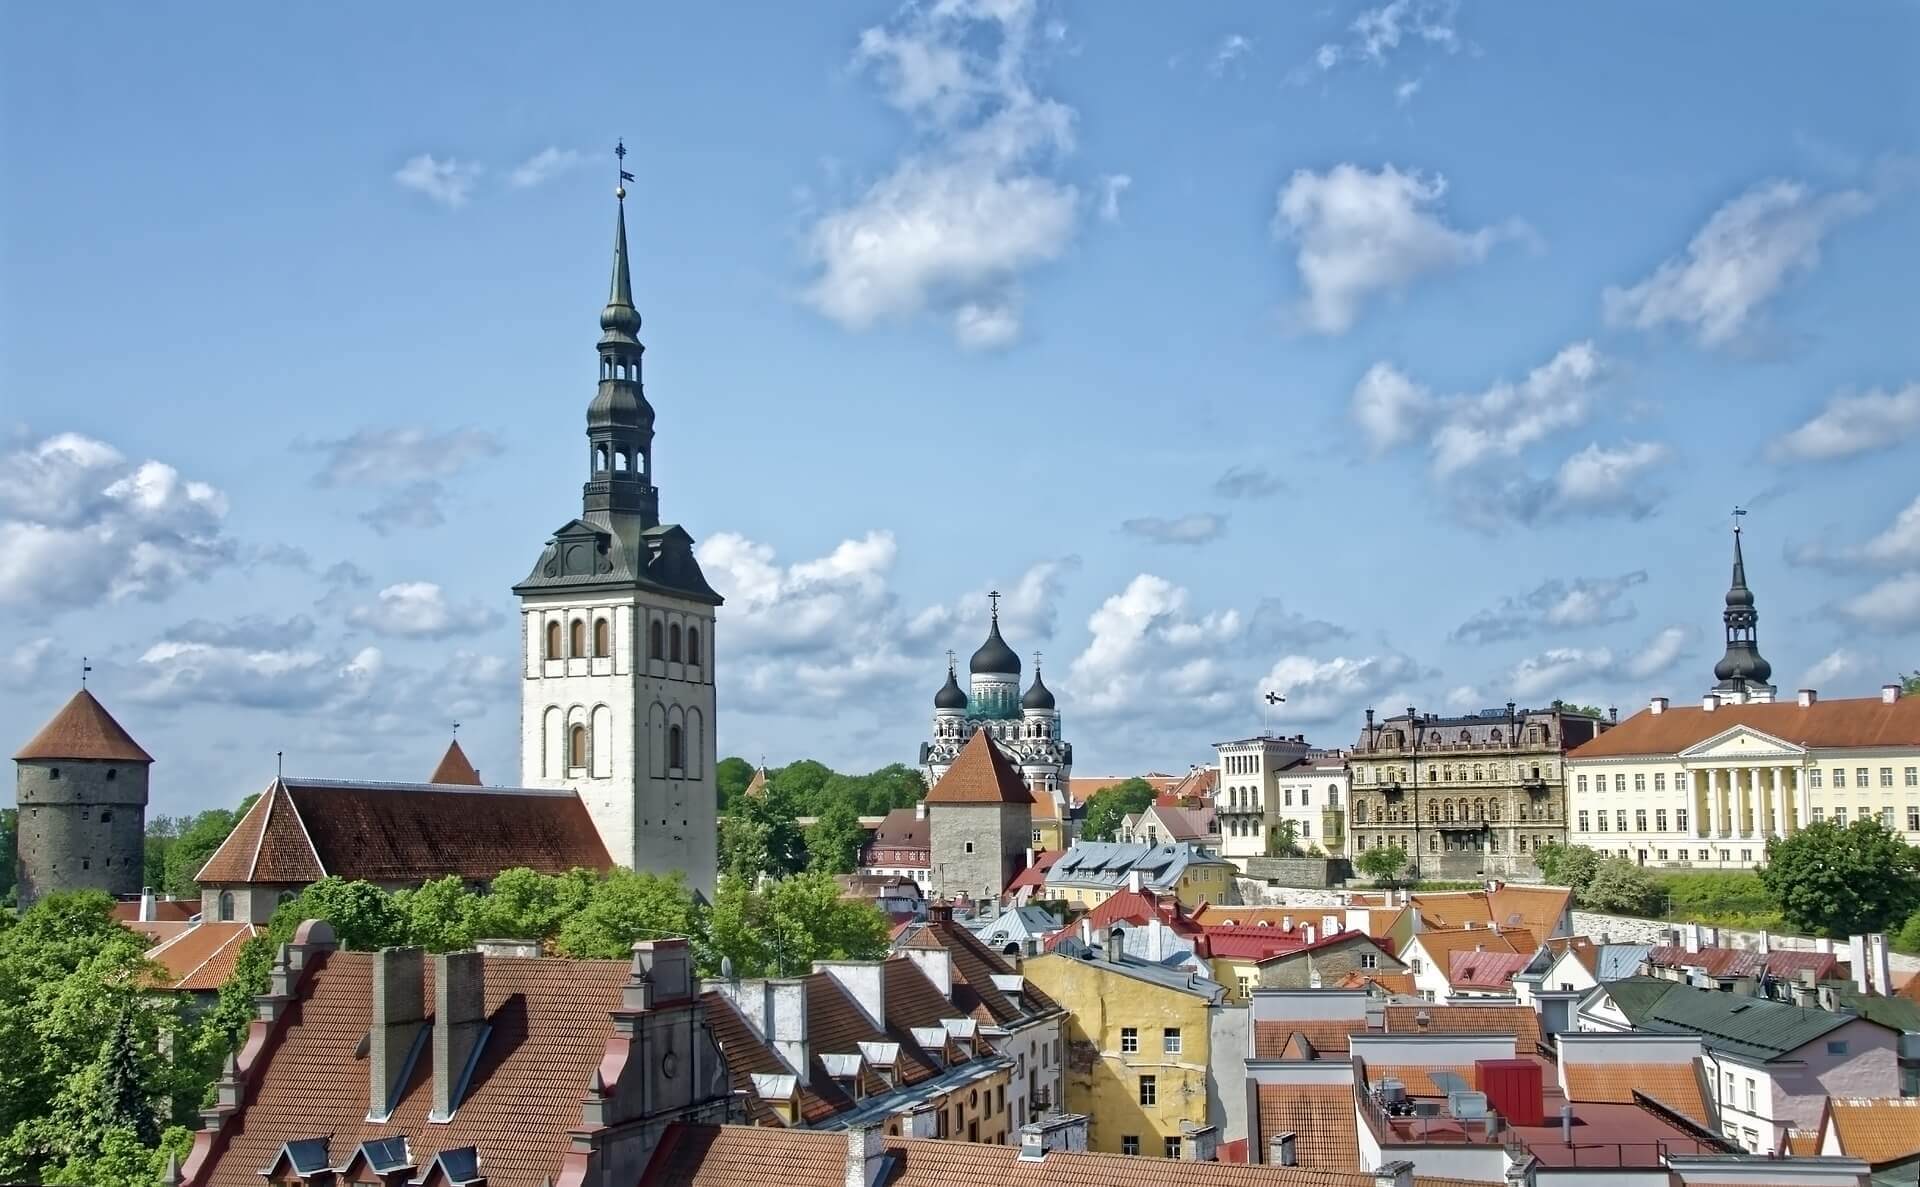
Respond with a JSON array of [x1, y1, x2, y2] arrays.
[[1021, 669, 1055, 711], [935, 666, 969, 710], [969, 616, 1021, 675]]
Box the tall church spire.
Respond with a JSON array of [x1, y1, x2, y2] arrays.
[[1712, 511, 1774, 700], [582, 140, 657, 537]]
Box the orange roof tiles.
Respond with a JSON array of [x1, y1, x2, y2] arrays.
[[14, 689, 153, 762], [1563, 1063, 1711, 1125], [146, 921, 259, 992], [1826, 1097, 1920, 1166], [892, 915, 1060, 1027], [1335, 971, 1417, 995], [1257, 1083, 1359, 1169], [428, 740, 482, 785], [195, 950, 633, 1187], [1408, 927, 1532, 973], [195, 777, 612, 886], [1383, 1005, 1541, 1050], [924, 731, 1032, 804], [1571, 694, 1920, 758], [1253, 1019, 1363, 1058]]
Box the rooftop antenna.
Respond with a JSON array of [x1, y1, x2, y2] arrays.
[[81, 656, 92, 688]]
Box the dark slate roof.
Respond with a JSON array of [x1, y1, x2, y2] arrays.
[[968, 614, 1020, 675], [1602, 976, 1874, 1061], [513, 517, 722, 604], [14, 688, 154, 763], [1020, 669, 1056, 711], [934, 666, 968, 710], [195, 778, 612, 885]]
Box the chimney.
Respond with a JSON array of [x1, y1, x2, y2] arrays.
[[1791, 968, 1818, 1007], [430, 951, 486, 1122], [1608, 705, 1619, 723], [1283, 914, 1293, 931], [1702, 694, 1719, 712], [1848, 935, 1870, 994], [915, 800, 927, 820], [1374, 1160, 1415, 1187], [1869, 933, 1893, 997], [1884, 683, 1903, 704], [368, 947, 427, 1122], [1127, 870, 1145, 893], [1560, 1103, 1574, 1144], [139, 887, 156, 923], [844, 1122, 887, 1187], [818, 961, 887, 1030], [770, 979, 810, 1086], [1684, 924, 1702, 954], [908, 1102, 939, 1140], [1180, 1122, 1218, 1162], [904, 946, 953, 997], [1757, 929, 1771, 955], [631, 939, 695, 1006], [1649, 697, 1668, 715], [1798, 689, 1818, 708], [1270, 1132, 1298, 1167], [1147, 917, 1166, 962]]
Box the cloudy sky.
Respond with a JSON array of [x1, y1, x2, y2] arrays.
[[5, 2, 1919, 817]]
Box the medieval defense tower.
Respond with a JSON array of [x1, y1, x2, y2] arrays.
[[13, 688, 153, 907]]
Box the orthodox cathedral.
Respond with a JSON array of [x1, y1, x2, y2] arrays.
[[919, 595, 1072, 814]]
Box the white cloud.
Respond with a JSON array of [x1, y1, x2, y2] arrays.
[[1792, 494, 1920, 571], [1443, 684, 1481, 712], [1622, 626, 1689, 680], [1208, 33, 1253, 76], [1, 637, 62, 691], [1351, 361, 1434, 454], [1603, 179, 1873, 349], [1504, 624, 1691, 699], [1098, 173, 1132, 223], [1119, 513, 1226, 545], [130, 638, 384, 711], [804, 0, 1079, 347], [1550, 441, 1671, 517], [1395, 78, 1422, 105], [1314, 0, 1461, 73], [508, 147, 582, 189], [954, 301, 1023, 350], [1256, 653, 1422, 725], [1768, 382, 1920, 462], [1065, 575, 1243, 719], [394, 154, 483, 209], [1803, 648, 1866, 690], [1274, 164, 1525, 334], [310, 426, 502, 487], [0, 433, 232, 613], [1836, 573, 1920, 633], [347, 582, 497, 639], [1453, 571, 1647, 644]]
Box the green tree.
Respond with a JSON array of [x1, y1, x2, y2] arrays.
[[704, 875, 772, 976], [770, 759, 835, 810], [1266, 819, 1302, 859], [466, 867, 596, 940], [401, 876, 475, 952], [1355, 844, 1409, 887], [1901, 671, 1920, 696], [805, 800, 866, 875], [161, 797, 259, 897], [1081, 778, 1156, 842], [1758, 820, 1920, 937], [1581, 858, 1660, 915], [554, 870, 701, 959], [0, 807, 15, 904], [715, 756, 756, 812], [273, 878, 409, 950], [724, 783, 807, 879], [1895, 911, 1920, 955], [706, 871, 888, 978], [1535, 843, 1602, 894]]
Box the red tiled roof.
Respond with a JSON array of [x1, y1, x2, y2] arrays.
[[1571, 694, 1920, 758], [1825, 1098, 1920, 1165], [1206, 925, 1310, 961], [1383, 1004, 1541, 1049], [1644, 945, 1839, 983], [195, 778, 612, 885], [1005, 849, 1063, 894], [867, 807, 929, 848], [112, 898, 198, 924], [892, 915, 1060, 1027], [1256, 930, 1399, 968], [924, 730, 1032, 804], [428, 740, 482, 785], [1563, 1062, 1712, 1126], [1252, 1019, 1363, 1058], [1447, 949, 1534, 992], [1256, 1083, 1359, 1169], [146, 921, 259, 991], [193, 950, 633, 1187], [14, 688, 153, 762]]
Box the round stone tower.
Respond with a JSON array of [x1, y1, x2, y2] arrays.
[[13, 688, 153, 907]]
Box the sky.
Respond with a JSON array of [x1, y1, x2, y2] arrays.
[[4, 1, 1920, 819]]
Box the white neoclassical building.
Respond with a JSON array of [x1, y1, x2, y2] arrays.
[[1212, 735, 1348, 869], [1565, 525, 1920, 868]]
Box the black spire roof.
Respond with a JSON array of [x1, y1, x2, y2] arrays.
[[968, 598, 1021, 675], [1712, 522, 1772, 691], [935, 659, 968, 710], [1021, 666, 1055, 711]]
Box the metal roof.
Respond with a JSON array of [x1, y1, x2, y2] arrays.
[[1602, 976, 1870, 1062]]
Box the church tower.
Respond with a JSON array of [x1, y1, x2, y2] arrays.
[[514, 155, 722, 898], [1710, 518, 1775, 704]]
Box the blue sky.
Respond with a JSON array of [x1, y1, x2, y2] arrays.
[[5, 1, 1919, 818]]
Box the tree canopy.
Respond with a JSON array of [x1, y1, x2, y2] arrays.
[[143, 796, 259, 898], [1081, 778, 1156, 842], [1758, 820, 1920, 938], [1355, 843, 1409, 886], [1581, 857, 1661, 915], [1535, 842, 1602, 894]]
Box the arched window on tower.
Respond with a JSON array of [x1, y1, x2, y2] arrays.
[[650, 620, 664, 661], [668, 724, 685, 773], [613, 452, 628, 471], [687, 626, 701, 667], [669, 624, 683, 663], [570, 724, 588, 769], [218, 891, 235, 922], [570, 619, 587, 657], [594, 618, 611, 657], [546, 620, 563, 659]]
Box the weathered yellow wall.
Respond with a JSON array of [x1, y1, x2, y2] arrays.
[[1023, 953, 1212, 1155]]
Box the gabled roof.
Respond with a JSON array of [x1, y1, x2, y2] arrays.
[[427, 740, 482, 785], [1645, 945, 1839, 984], [195, 777, 612, 885], [146, 921, 259, 992], [924, 730, 1032, 805], [1600, 976, 1879, 1062], [1252, 1019, 1362, 1058], [1823, 1097, 1920, 1166], [892, 914, 1061, 1027], [1382, 1004, 1541, 1049], [1255, 1083, 1359, 1169], [14, 688, 153, 762], [1446, 949, 1534, 992], [1563, 1062, 1712, 1126], [1407, 927, 1532, 971], [1571, 694, 1920, 758]]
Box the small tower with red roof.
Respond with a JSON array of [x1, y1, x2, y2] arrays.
[[13, 687, 153, 907]]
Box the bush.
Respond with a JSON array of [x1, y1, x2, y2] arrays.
[[1581, 858, 1661, 916], [1894, 911, 1920, 956]]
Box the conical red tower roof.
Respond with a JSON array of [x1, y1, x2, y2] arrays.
[[14, 689, 153, 763], [429, 739, 482, 785]]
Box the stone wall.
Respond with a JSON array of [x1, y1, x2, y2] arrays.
[[15, 756, 148, 907], [1240, 856, 1345, 888], [1235, 880, 1346, 907], [1570, 910, 1920, 972]]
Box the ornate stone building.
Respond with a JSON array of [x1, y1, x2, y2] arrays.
[[13, 688, 152, 907], [515, 176, 722, 897], [919, 595, 1071, 815], [1348, 702, 1610, 878]]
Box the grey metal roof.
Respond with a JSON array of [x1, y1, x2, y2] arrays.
[[1048, 937, 1227, 1002], [1595, 944, 1653, 982], [969, 906, 1061, 947], [1044, 840, 1232, 891], [1601, 976, 1868, 1062]]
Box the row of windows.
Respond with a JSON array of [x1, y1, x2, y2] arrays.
[[1352, 801, 1560, 824], [1578, 804, 1920, 834], [1357, 762, 1551, 784], [1225, 817, 1312, 838], [1118, 1136, 1186, 1158], [542, 616, 703, 666], [1352, 831, 1547, 854], [1811, 766, 1917, 789], [1117, 1026, 1181, 1056], [1577, 766, 1920, 792]]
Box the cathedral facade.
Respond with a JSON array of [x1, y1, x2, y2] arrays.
[[919, 596, 1072, 815], [514, 177, 721, 898]]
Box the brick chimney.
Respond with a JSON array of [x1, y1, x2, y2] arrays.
[[1375, 1160, 1415, 1187], [844, 1122, 887, 1187], [770, 979, 810, 1086], [430, 951, 486, 1122], [818, 961, 888, 1031], [369, 947, 427, 1122], [1269, 1132, 1298, 1167]]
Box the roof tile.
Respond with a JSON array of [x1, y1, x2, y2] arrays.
[[14, 689, 153, 762], [924, 731, 1032, 804]]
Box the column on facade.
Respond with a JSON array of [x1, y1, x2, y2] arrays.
[[1714, 769, 1729, 838], [1703, 770, 1718, 838], [1767, 767, 1784, 836], [1740, 768, 1754, 838]]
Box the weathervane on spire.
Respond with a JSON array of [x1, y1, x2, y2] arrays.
[[81, 656, 91, 688], [452, 721, 461, 738], [1732, 505, 1747, 533], [988, 590, 1001, 621], [615, 138, 634, 199]]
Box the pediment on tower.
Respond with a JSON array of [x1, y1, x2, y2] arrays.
[[1678, 724, 1806, 761], [637, 523, 723, 606], [513, 518, 632, 593]]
